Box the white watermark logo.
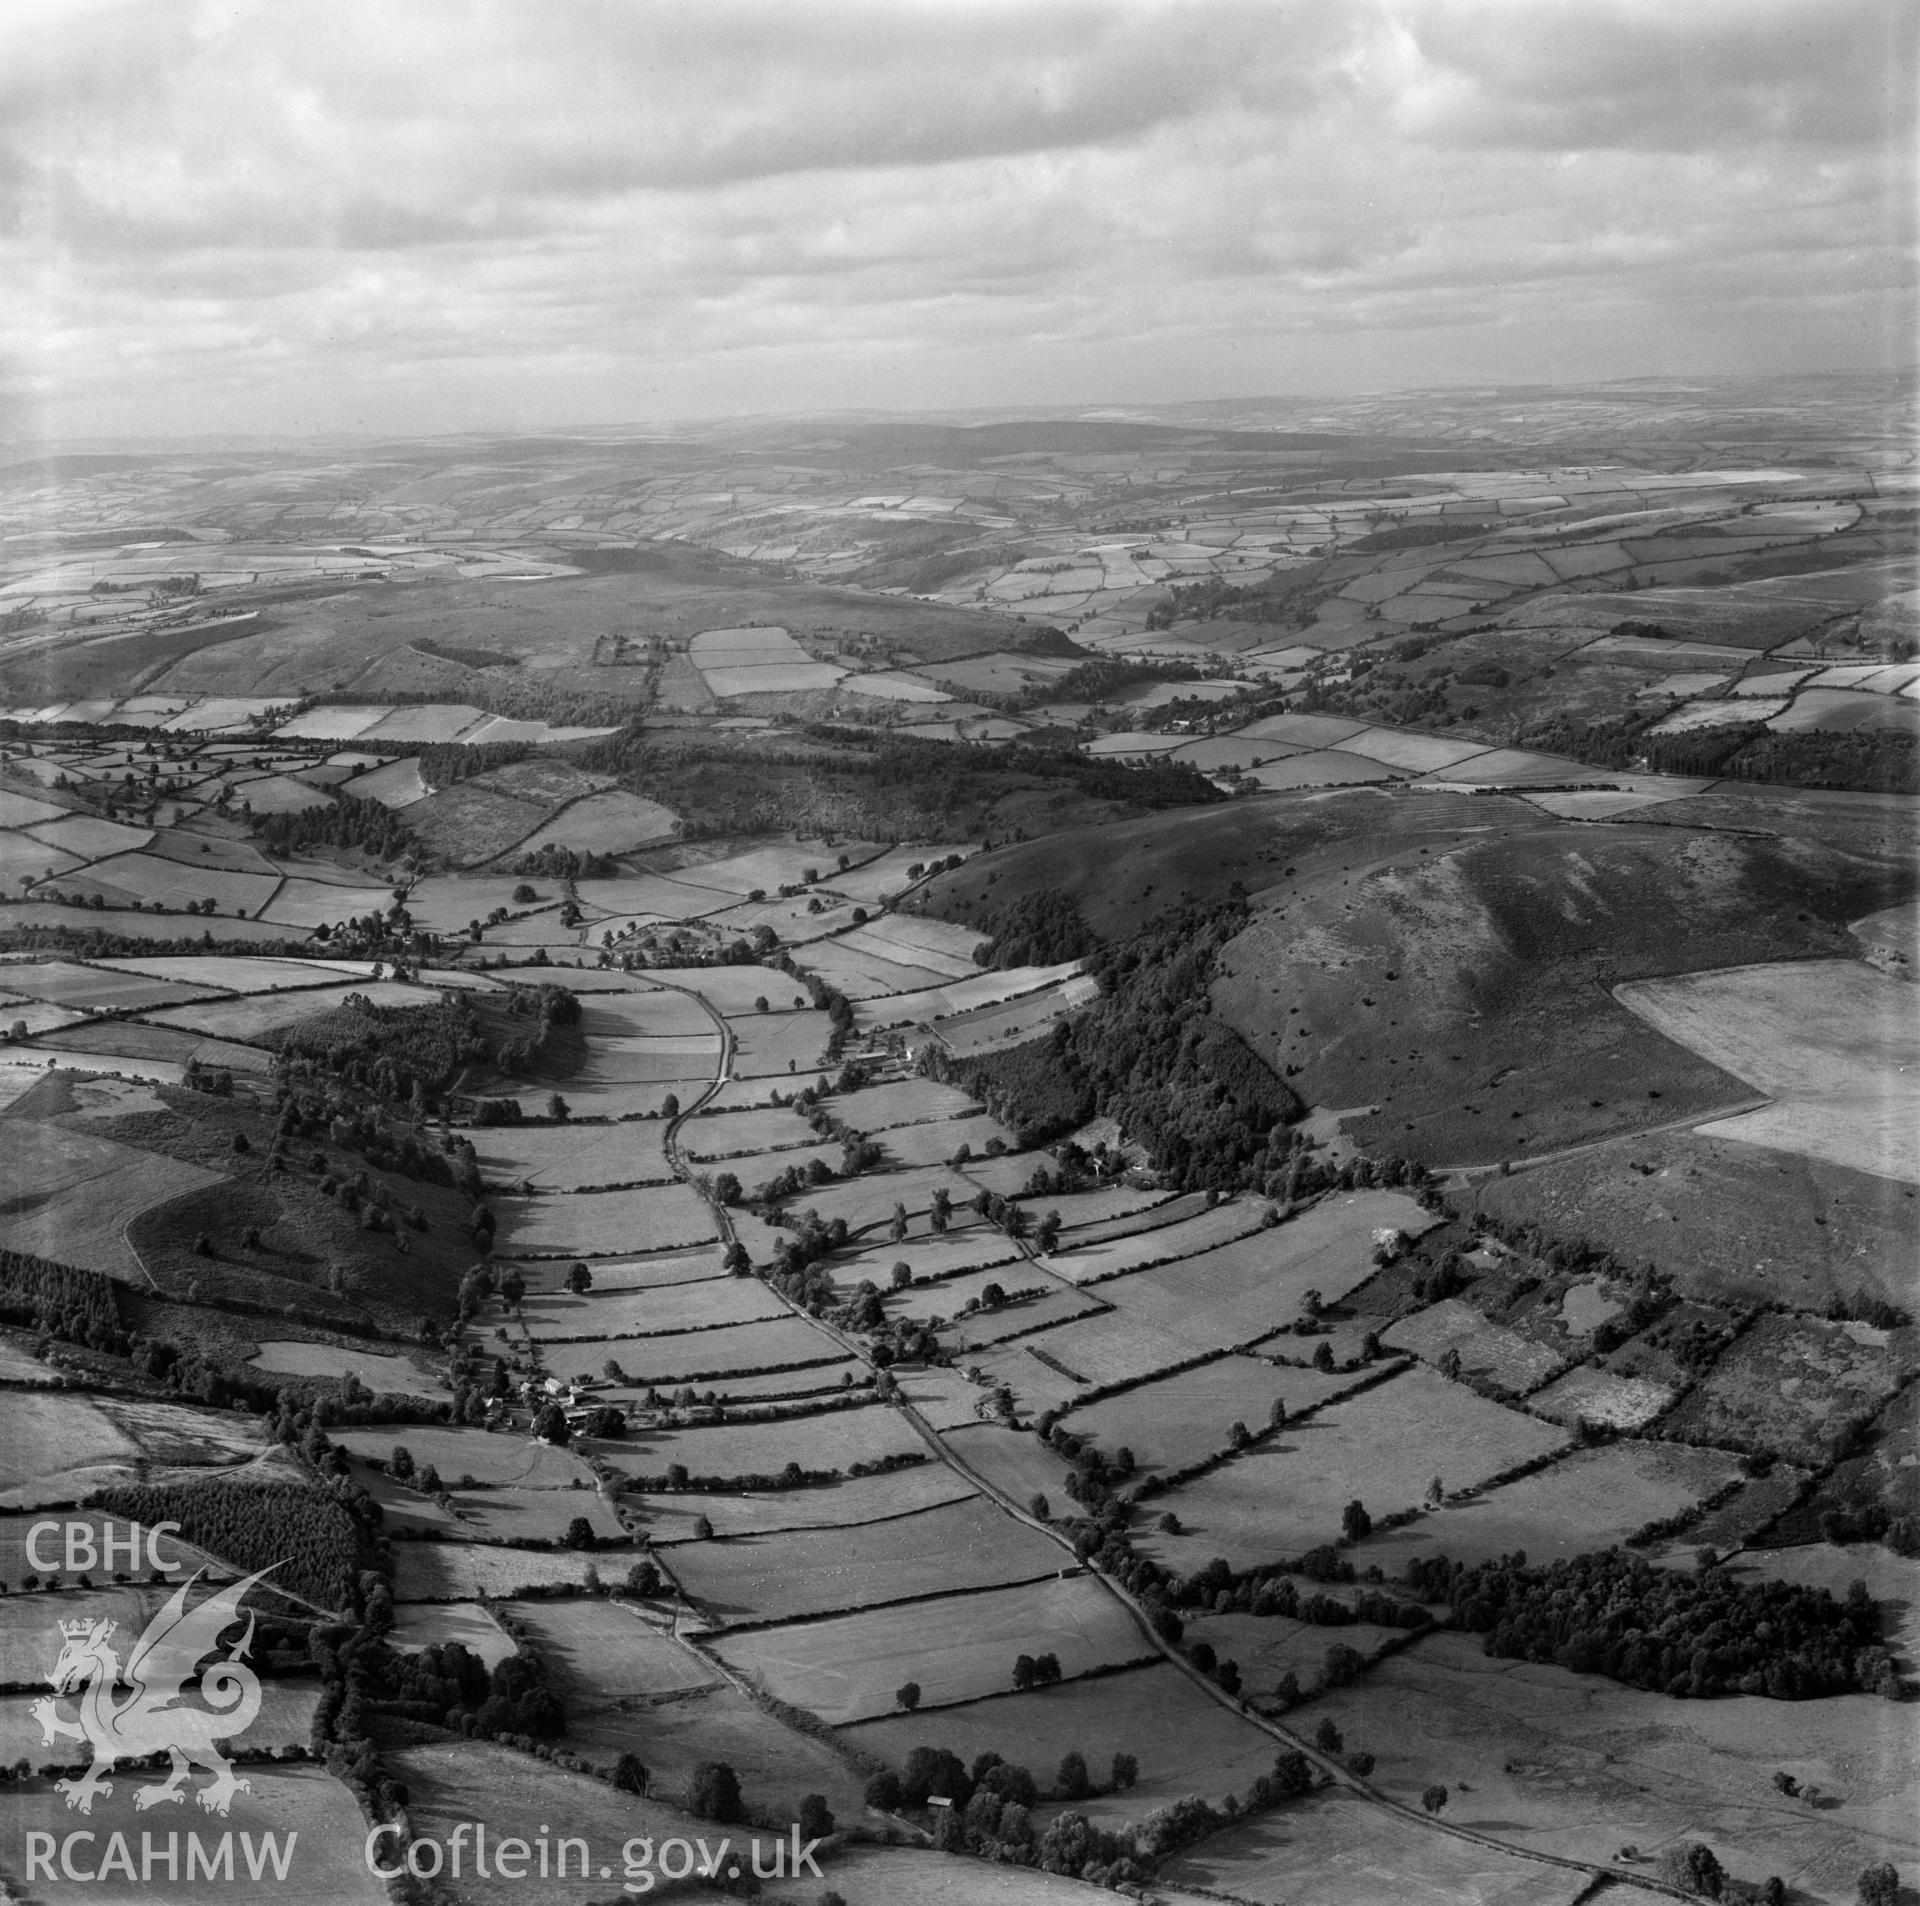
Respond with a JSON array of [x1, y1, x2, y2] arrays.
[[33, 1563, 275, 1818], [366, 1823, 827, 1892]]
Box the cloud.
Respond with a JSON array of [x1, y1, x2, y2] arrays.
[[0, 0, 1910, 436]]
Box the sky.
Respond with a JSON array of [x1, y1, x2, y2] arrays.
[[1, 0, 1914, 440]]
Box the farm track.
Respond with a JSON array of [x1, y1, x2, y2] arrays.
[[636, 1029, 1689, 1899], [1437, 1089, 1774, 1181]]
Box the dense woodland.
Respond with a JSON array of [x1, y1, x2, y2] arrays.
[[938, 896, 1301, 1186], [1405, 1549, 1900, 1700]]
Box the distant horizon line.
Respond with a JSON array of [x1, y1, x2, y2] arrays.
[[4, 367, 1914, 458]]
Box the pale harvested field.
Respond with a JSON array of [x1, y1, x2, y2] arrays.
[[0, 1584, 173, 1682], [1280, 1632, 1917, 1900], [1139, 1365, 1569, 1573], [0, 1119, 222, 1279], [334, 1424, 597, 1487], [0, 1393, 141, 1504], [1358, 1439, 1744, 1572], [575, 1033, 719, 1085], [512, 789, 678, 855], [1245, 750, 1397, 789], [390, 1600, 515, 1668], [631, 1460, 976, 1543], [1330, 728, 1490, 771], [0, 832, 80, 886], [393, 1541, 653, 1600], [609, 1400, 923, 1478], [1041, 1197, 1269, 1284], [667, 1493, 1060, 1626], [1068, 1354, 1359, 1475], [496, 1182, 716, 1256], [711, 1572, 1151, 1723], [23, 813, 152, 858], [1529, 1364, 1675, 1430], [471, 1119, 673, 1188], [1382, 1298, 1569, 1394], [520, 1276, 788, 1340], [348, 754, 429, 805], [1165, 1785, 1589, 1906], [832, 1077, 981, 1128], [1619, 960, 1920, 1183], [437, 1483, 624, 1545], [932, 977, 1098, 1057], [854, 959, 1085, 1028], [846, 1658, 1287, 1825]]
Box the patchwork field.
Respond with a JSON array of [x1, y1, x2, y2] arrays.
[[1139, 1365, 1570, 1573], [666, 1493, 1062, 1626], [711, 1571, 1152, 1723]]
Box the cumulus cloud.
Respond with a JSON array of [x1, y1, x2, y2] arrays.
[[0, 0, 1910, 436]]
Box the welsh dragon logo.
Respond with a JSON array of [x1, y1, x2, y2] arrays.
[[32, 1567, 274, 1816]]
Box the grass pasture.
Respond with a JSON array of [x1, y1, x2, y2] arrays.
[[726, 1008, 832, 1077], [711, 1571, 1151, 1723], [390, 1599, 515, 1668], [1164, 1784, 1589, 1906], [245, 1339, 442, 1396], [472, 1120, 673, 1188], [631, 1460, 976, 1543], [1141, 1365, 1569, 1573], [680, 1103, 817, 1159], [144, 979, 433, 1039], [832, 1077, 981, 1128], [1067, 1354, 1358, 1475], [608, 1399, 923, 1479], [508, 1597, 719, 1698], [0, 1118, 223, 1280], [1358, 1439, 1744, 1571], [940, 1422, 1076, 1507], [846, 1658, 1286, 1825], [496, 1183, 716, 1257], [931, 977, 1098, 1057], [666, 1493, 1058, 1626], [520, 1276, 788, 1340], [1381, 1299, 1568, 1395], [1277, 1631, 1915, 1900], [1041, 1197, 1269, 1285], [854, 959, 1085, 1030], [583, 1314, 840, 1387], [334, 1424, 596, 1488], [876, 1111, 1017, 1168], [392, 1542, 654, 1601], [511, 789, 678, 856]]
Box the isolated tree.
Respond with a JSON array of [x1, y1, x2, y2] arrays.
[[864, 1770, 903, 1811], [1035, 1211, 1062, 1252], [546, 1094, 570, 1121], [1313, 1340, 1336, 1372], [387, 1444, 415, 1480], [1421, 1784, 1450, 1818], [1858, 1863, 1899, 1906], [563, 1516, 596, 1551], [889, 1202, 909, 1241], [661, 1092, 680, 1120], [613, 1753, 649, 1796], [417, 1464, 443, 1496], [693, 1514, 714, 1540], [688, 1761, 743, 1824], [1341, 1499, 1372, 1543], [531, 1403, 570, 1446], [1315, 1718, 1343, 1755], [1055, 1751, 1091, 1800], [891, 1261, 912, 1288], [499, 1269, 526, 1309], [895, 1680, 922, 1712], [1029, 1493, 1051, 1521], [624, 1559, 661, 1598], [1348, 1750, 1375, 1777], [1110, 1753, 1138, 1791], [566, 1262, 592, 1294], [797, 1793, 834, 1841], [713, 1172, 742, 1206], [1012, 1653, 1039, 1691]]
